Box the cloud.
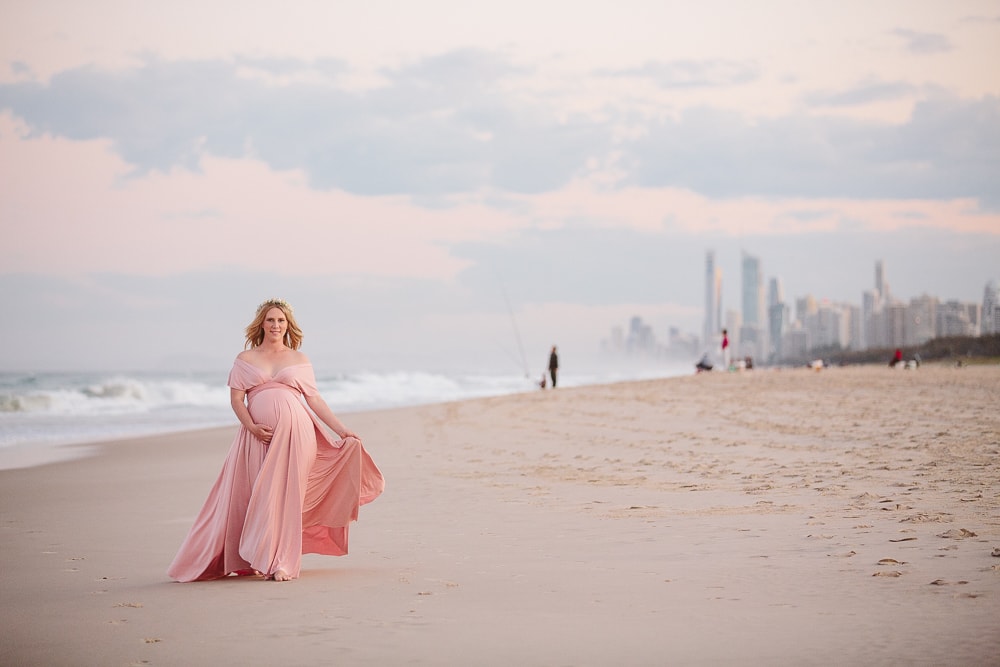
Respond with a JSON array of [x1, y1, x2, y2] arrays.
[[0, 51, 608, 197], [602, 59, 760, 89], [233, 55, 350, 80], [385, 48, 528, 89], [802, 78, 918, 107], [890, 28, 953, 54], [624, 94, 1000, 205], [1, 51, 997, 208], [10, 61, 32, 77]]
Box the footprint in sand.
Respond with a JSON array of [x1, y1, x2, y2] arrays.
[[937, 528, 977, 539]]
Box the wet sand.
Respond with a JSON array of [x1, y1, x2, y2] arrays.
[[1, 363, 998, 666]]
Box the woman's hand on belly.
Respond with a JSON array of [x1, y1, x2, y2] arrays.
[[249, 423, 274, 445]]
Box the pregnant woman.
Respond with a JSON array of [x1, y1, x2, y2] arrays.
[[167, 299, 384, 582]]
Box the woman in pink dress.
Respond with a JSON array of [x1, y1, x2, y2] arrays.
[[167, 299, 384, 582]]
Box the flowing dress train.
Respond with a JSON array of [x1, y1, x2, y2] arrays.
[[167, 359, 384, 582]]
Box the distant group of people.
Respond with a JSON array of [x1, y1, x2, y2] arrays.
[[890, 348, 921, 369], [695, 328, 738, 373], [695, 334, 923, 374], [696, 328, 758, 373]]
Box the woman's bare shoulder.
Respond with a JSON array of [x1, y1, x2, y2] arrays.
[[290, 350, 311, 365]]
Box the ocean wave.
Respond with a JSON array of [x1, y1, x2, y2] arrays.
[[0, 375, 228, 416], [0, 369, 533, 451], [0, 365, 688, 452], [318, 371, 534, 410]]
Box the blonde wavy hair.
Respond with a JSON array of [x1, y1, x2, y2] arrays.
[[244, 299, 304, 350]]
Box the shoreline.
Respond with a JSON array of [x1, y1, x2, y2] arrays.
[[2, 364, 998, 665], [0, 365, 693, 472], [0, 364, 696, 471], [0, 425, 238, 471], [3, 359, 975, 471]]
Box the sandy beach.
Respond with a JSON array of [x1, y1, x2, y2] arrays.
[[2, 364, 998, 666]]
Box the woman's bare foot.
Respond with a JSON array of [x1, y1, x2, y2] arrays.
[[233, 568, 260, 577], [270, 569, 291, 582]]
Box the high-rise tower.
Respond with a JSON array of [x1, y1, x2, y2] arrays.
[[875, 260, 889, 304], [767, 277, 788, 360], [742, 252, 764, 327], [740, 252, 766, 358], [703, 251, 722, 347], [864, 260, 890, 350], [984, 280, 1000, 335]]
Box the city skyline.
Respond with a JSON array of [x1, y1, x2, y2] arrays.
[[608, 253, 996, 363], [703, 252, 996, 361], [704, 248, 995, 330]]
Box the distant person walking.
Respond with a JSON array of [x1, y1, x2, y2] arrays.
[[721, 329, 730, 370], [548, 346, 559, 388]]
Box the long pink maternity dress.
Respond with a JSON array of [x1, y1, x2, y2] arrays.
[[167, 359, 384, 582]]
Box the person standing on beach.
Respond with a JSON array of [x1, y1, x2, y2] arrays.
[[548, 346, 559, 388], [167, 298, 384, 582], [721, 329, 730, 370]]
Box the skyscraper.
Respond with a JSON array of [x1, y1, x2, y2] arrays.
[[767, 277, 788, 360], [767, 276, 784, 309], [875, 260, 889, 305], [863, 260, 891, 350], [703, 251, 722, 347], [862, 290, 879, 349], [983, 280, 1000, 335], [741, 251, 765, 358], [742, 252, 764, 327]]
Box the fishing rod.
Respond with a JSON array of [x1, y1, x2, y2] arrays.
[[498, 279, 531, 379]]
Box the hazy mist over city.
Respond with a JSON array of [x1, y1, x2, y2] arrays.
[[1, 2, 998, 376]]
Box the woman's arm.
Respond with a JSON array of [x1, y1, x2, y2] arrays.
[[304, 394, 359, 440], [231, 388, 274, 445]]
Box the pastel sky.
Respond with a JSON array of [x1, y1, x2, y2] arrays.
[[1, 1, 998, 374]]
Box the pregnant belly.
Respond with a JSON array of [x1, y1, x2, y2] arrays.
[[247, 387, 308, 426]]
